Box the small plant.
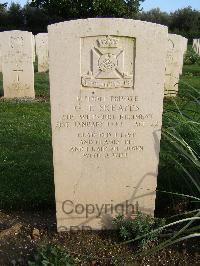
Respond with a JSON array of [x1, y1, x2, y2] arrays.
[[184, 48, 200, 65], [113, 212, 165, 247], [28, 244, 75, 266], [184, 72, 194, 77]]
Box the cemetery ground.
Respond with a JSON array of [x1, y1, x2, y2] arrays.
[[0, 61, 199, 265]]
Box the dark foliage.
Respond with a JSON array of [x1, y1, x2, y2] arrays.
[[0, 1, 199, 40]]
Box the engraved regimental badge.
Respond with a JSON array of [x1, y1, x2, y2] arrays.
[[81, 35, 135, 89]]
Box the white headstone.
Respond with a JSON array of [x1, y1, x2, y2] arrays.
[[193, 39, 200, 55], [35, 33, 49, 72], [0, 32, 3, 73], [1, 30, 35, 99], [178, 36, 188, 76], [165, 34, 188, 97], [48, 19, 168, 231], [32, 34, 36, 63]]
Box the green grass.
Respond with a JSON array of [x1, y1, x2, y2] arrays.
[[0, 63, 199, 211], [183, 64, 200, 76], [35, 72, 50, 98], [0, 64, 51, 209], [156, 63, 200, 216], [0, 102, 54, 209]]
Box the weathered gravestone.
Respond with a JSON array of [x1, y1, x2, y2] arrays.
[[35, 33, 49, 72], [193, 39, 200, 55], [165, 34, 188, 97], [0, 45, 2, 73], [0, 32, 3, 73], [32, 34, 36, 63], [1, 30, 35, 99], [197, 39, 200, 55], [180, 37, 188, 73], [48, 19, 168, 230]]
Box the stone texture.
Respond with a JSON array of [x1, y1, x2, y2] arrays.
[[35, 33, 49, 72], [48, 18, 168, 231], [32, 34, 36, 63], [179, 37, 188, 75], [165, 34, 188, 97], [0, 32, 3, 73], [1, 30, 35, 99], [193, 39, 200, 55]]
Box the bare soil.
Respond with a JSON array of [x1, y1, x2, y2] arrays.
[[0, 209, 199, 265]]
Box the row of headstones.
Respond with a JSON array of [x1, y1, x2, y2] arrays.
[[193, 39, 200, 55], [0, 28, 187, 100], [0, 32, 49, 73], [0, 31, 48, 98]]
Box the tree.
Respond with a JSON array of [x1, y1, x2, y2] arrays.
[[0, 2, 7, 12], [138, 8, 171, 26], [0, 1, 199, 41], [0, 2, 8, 31], [23, 5, 49, 34], [170, 7, 200, 39], [126, 0, 145, 18], [30, 0, 145, 20], [8, 2, 24, 29]]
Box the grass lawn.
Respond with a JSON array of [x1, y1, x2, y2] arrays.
[[0, 70, 54, 210], [183, 64, 200, 76], [35, 72, 50, 98], [0, 102, 54, 209], [0, 64, 199, 213], [0, 61, 199, 265]]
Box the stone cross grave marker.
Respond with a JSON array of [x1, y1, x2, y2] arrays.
[[2, 30, 35, 99]]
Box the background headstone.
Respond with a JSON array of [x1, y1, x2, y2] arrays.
[[0, 32, 3, 73], [193, 39, 200, 55], [35, 33, 49, 72], [2, 30, 35, 99], [165, 34, 188, 97], [32, 34, 36, 63], [178, 36, 188, 76], [49, 19, 168, 230]]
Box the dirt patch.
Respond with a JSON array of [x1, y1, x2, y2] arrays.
[[0, 209, 199, 265]]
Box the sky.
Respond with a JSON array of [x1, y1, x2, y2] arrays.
[[1, 0, 200, 13], [141, 0, 200, 12]]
